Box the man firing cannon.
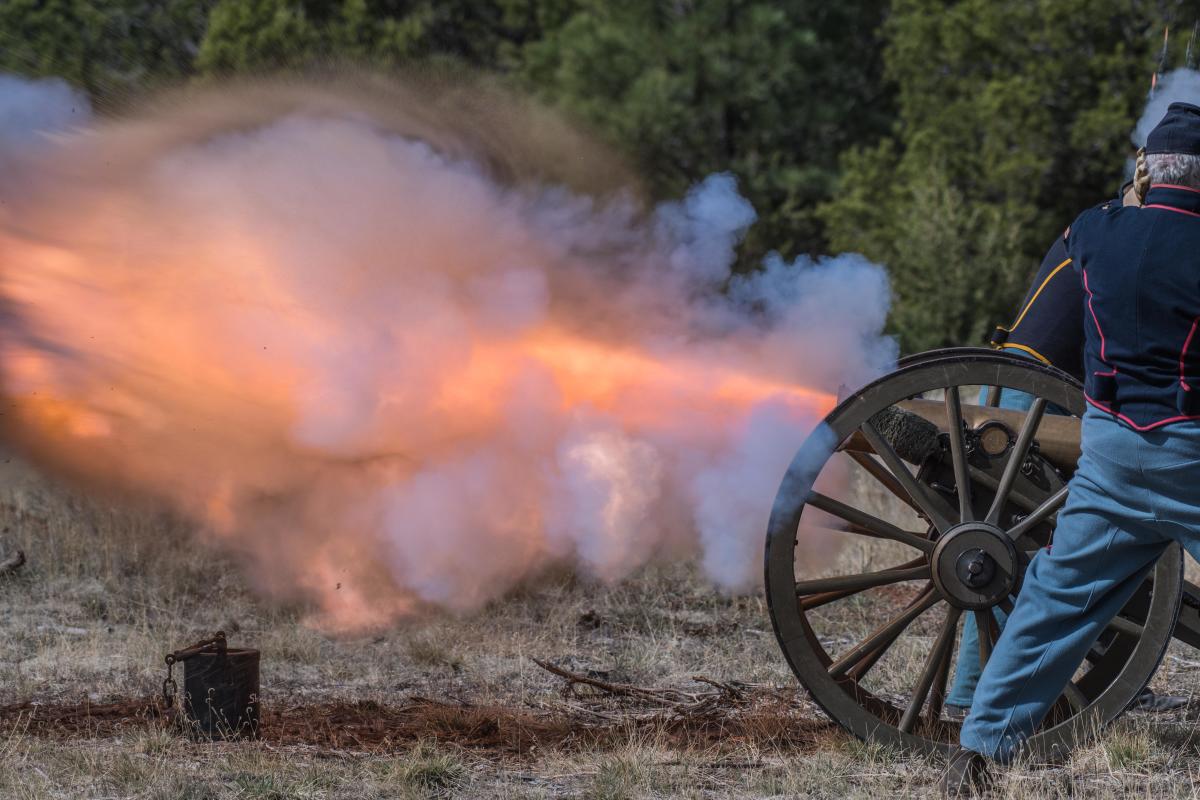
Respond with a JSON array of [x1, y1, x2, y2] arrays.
[[943, 149, 1187, 721], [944, 101, 1200, 795]]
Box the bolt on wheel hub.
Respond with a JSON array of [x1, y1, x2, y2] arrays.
[[932, 523, 1020, 609], [957, 548, 995, 588]]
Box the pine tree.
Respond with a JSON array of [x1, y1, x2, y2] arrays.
[[514, 0, 893, 264], [196, 0, 507, 74], [0, 0, 216, 100], [820, 0, 1177, 352]]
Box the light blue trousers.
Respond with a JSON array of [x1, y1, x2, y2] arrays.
[[947, 361, 1075, 706], [960, 407, 1200, 760]]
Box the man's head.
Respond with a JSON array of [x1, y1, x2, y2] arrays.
[[1145, 102, 1200, 189]]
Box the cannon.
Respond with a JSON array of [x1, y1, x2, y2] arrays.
[[765, 347, 1200, 758]]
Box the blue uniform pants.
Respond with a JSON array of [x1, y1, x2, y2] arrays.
[[960, 407, 1200, 760]]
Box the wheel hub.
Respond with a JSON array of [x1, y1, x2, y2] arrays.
[[932, 523, 1019, 609], [957, 548, 995, 588]]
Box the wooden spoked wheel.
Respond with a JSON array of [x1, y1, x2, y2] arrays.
[[765, 349, 1182, 757]]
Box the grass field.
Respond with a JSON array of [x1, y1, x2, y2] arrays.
[[4, 456, 1200, 799]]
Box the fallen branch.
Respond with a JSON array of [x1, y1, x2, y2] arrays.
[[532, 658, 685, 704], [531, 658, 764, 717], [0, 549, 25, 576], [690, 676, 747, 700]]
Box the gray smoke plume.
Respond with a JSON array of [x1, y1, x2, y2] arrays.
[[0, 74, 90, 200], [0, 73, 894, 629], [1134, 68, 1200, 147], [0, 74, 89, 156]]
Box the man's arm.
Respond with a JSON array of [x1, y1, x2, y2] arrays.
[[990, 232, 1085, 381]]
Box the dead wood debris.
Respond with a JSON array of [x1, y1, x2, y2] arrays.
[[531, 657, 769, 711], [529, 658, 836, 751], [0, 548, 25, 576]]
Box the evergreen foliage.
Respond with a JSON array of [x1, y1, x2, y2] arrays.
[[515, 1, 891, 266], [196, 0, 506, 73], [0, 0, 216, 99], [821, 0, 1175, 351]]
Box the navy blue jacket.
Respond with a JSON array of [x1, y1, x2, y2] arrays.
[[1067, 184, 1200, 430], [990, 184, 1142, 381], [991, 234, 1083, 380]]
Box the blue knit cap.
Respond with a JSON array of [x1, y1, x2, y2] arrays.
[[1146, 102, 1200, 155]]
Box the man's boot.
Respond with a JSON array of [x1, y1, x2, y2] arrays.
[[940, 748, 994, 797], [1134, 687, 1187, 712]]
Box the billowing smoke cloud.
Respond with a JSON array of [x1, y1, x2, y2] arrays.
[[0, 74, 894, 630], [0, 74, 90, 179], [0, 74, 89, 143], [1134, 68, 1200, 146]]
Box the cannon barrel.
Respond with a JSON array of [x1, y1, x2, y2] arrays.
[[845, 397, 1083, 471]]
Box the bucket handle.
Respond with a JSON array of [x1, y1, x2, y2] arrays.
[[166, 631, 228, 665], [163, 631, 227, 708]]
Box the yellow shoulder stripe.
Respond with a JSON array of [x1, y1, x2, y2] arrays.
[[996, 257, 1073, 336], [998, 343, 1052, 364]]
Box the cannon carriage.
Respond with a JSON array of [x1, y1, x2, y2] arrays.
[[764, 347, 1200, 758]]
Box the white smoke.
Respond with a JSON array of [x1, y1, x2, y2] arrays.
[[0, 74, 895, 627], [0, 75, 90, 192], [0, 74, 89, 155], [1134, 68, 1200, 147]]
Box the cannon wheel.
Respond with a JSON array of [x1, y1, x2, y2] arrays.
[[765, 349, 1183, 758]]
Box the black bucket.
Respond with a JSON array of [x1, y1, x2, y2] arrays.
[[165, 632, 260, 740]]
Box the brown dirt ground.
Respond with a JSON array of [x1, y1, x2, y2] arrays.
[[8, 456, 1200, 797], [0, 692, 838, 757]]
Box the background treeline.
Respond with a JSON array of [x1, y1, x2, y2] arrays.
[[0, 0, 1189, 352]]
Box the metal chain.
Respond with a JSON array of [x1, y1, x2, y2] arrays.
[[162, 656, 177, 710], [162, 631, 226, 712]]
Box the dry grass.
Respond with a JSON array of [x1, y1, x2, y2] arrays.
[[5, 455, 1200, 798]]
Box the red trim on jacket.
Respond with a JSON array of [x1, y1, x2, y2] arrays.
[[1149, 183, 1200, 194], [1182, 317, 1200, 391], [1085, 395, 1200, 430], [1144, 203, 1200, 218], [1081, 268, 1116, 375]]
